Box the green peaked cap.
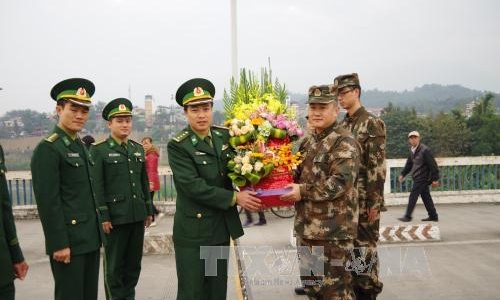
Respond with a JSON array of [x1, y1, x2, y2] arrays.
[[50, 78, 95, 107], [102, 98, 133, 121], [175, 78, 215, 107]]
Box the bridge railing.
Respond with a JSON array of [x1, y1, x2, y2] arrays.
[[7, 156, 500, 207]]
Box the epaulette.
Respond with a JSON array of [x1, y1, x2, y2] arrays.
[[128, 139, 141, 146], [173, 130, 190, 143], [44, 133, 59, 143], [212, 125, 229, 130], [92, 139, 107, 146]]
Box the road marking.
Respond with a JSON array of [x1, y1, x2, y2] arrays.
[[379, 224, 440, 243]]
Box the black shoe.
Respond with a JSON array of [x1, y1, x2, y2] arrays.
[[254, 219, 267, 226], [397, 216, 412, 222], [421, 216, 438, 222], [294, 286, 306, 295]]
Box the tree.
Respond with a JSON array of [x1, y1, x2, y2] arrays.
[[380, 103, 419, 158], [467, 93, 500, 155]]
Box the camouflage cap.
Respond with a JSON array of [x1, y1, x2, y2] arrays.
[[307, 85, 337, 104], [333, 73, 360, 90]]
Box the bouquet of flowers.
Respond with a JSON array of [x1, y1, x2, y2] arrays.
[[223, 68, 303, 207]]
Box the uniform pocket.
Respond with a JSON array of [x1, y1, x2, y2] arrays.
[[182, 209, 213, 238]]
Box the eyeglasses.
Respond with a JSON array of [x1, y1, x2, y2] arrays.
[[337, 88, 355, 98]]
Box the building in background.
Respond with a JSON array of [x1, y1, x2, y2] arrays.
[[145, 94, 153, 129]]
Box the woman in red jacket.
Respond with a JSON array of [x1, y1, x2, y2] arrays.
[[142, 137, 162, 225]]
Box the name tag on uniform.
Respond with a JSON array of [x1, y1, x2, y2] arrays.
[[108, 153, 120, 157], [195, 151, 207, 156], [67, 153, 80, 158]]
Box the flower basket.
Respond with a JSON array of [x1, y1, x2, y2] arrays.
[[224, 68, 303, 207], [246, 171, 295, 207]]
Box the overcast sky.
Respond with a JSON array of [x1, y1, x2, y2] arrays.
[[1, 0, 499, 115]]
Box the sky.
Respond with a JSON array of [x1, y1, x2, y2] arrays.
[[1, 0, 499, 115]]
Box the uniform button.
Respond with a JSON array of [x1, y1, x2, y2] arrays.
[[76, 163, 79, 167], [196, 213, 202, 219], [114, 161, 118, 164], [113, 199, 117, 202], [130, 170, 133, 174], [133, 195, 136, 198], [71, 220, 77, 225], [132, 183, 136, 187], [128, 158, 131, 162], [203, 161, 207, 165]]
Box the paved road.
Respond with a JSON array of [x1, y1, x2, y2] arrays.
[[13, 203, 500, 299]]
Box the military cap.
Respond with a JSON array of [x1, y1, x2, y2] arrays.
[[307, 85, 337, 104], [175, 78, 215, 107], [333, 73, 361, 90], [102, 98, 133, 121], [50, 78, 95, 107]]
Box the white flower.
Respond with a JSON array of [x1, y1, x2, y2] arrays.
[[254, 161, 263, 172], [241, 155, 250, 165], [241, 163, 253, 175], [234, 155, 243, 164]]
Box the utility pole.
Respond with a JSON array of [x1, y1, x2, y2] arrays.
[[230, 0, 238, 81]]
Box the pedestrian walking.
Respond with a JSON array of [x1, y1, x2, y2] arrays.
[[398, 131, 440, 222]]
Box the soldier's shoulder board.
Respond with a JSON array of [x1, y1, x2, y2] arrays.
[[44, 133, 59, 143], [173, 130, 190, 143], [92, 139, 107, 146], [211, 125, 229, 131], [128, 139, 141, 146]]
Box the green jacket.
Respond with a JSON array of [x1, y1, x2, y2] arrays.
[[0, 145, 25, 286], [90, 137, 153, 225], [167, 126, 243, 247], [31, 126, 102, 256]]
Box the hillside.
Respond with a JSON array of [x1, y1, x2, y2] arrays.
[[215, 84, 499, 113]]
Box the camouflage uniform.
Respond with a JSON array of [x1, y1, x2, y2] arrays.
[[294, 120, 360, 300], [335, 74, 387, 298]]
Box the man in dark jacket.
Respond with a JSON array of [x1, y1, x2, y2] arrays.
[[398, 131, 440, 222]]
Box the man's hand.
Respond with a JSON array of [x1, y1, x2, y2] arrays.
[[236, 190, 262, 211], [102, 221, 113, 234], [13, 261, 29, 280], [398, 175, 405, 183], [53, 247, 71, 264], [144, 215, 153, 227], [431, 181, 440, 188], [279, 184, 301, 202]]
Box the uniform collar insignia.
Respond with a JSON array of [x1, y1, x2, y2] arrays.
[[195, 151, 207, 155], [67, 153, 80, 157], [190, 135, 198, 146], [222, 144, 229, 151], [134, 152, 141, 157], [109, 153, 120, 157]]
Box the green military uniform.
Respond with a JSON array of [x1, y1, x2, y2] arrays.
[[0, 145, 25, 300], [168, 78, 243, 300], [90, 98, 153, 300], [335, 73, 386, 299], [31, 78, 102, 300], [294, 85, 360, 300]]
